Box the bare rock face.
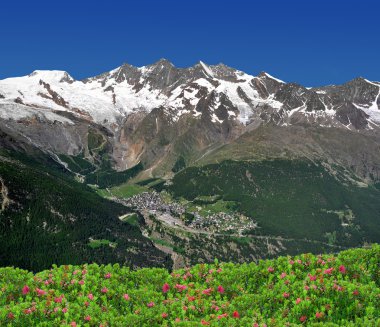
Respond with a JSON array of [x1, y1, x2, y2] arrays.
[[274, 83, 309, 110], [335, 101, 369, 129], [0, 59, 380, 180]]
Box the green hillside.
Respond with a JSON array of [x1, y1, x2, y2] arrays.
[[167, 159, 380, 248], [0, 149, 171, 272]]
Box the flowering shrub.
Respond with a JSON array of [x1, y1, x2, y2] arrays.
[[0, 245, 380, 326]]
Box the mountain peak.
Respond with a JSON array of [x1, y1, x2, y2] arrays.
[[28, 70, 74, 83], [257, 71, 284, 84], [150, 58, 175, 68], [342, 77, 380, 89], [197, 61, 214, 78]]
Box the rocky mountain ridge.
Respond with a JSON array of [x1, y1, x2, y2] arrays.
[[0, 59, 379, 180], [1, 59, 379, 128]]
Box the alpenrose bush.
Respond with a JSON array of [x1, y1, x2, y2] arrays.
[[1, 245, 379, 326]]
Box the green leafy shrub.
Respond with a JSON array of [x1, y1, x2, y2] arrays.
[[1, 245, 379, 326]]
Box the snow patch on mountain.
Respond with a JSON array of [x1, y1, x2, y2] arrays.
[[199, 61, 214, 78], [0, 60, 379, 130], [0, 101, 74, 124], [263, 72, 285, 84]]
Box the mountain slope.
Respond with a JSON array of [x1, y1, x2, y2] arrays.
[[0, 146, 171, 272], [167, 159, 380, 247], [0, 60, 379, 181], [1, 59, 380, 270]]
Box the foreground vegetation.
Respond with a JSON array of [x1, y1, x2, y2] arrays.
[[1, 245, 379, 326]]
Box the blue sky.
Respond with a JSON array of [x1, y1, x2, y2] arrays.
[[1, 0, 379, 86]]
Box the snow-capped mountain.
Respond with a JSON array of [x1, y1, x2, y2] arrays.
[[1, 59, 379, 129], [1, 59, 380, 180]]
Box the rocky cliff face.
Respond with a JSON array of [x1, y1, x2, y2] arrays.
[[0, 60, 379, 181]]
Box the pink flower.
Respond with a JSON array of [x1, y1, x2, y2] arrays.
[[7, 312, 15, 320], [147, 302, 155, 307], [104, 272, 111, 279], [187, 295, 196, 302], [24, 308, 32, 315], [78, 280, 84, 285], [62, 308, 68, 313], [304, 285, 310, 290], [36, 288, 46, 297], [202, 288, 213, 295], [353, 289, 359, 296], [201, 320, 210, 325], [316, 312, 323, 319], [22, 285, 30, 295], [217, 313, 228, 319], [280, 272, 287, 279], [267, 267, 274, 273], [324, 267, 334, 275], [174, 284, 187, 292], [84, 315, 91, 321], [309, 274, 317, 281], [54, 307, 59, 313], [70, 322, 77, 327], [162, 283, 170, 293], [299, 315, 307, 322], [296, 297, 302, 304], [339, 265, 346, 274], [54, 296, 63, 303], [283, 292, 290, 298], [217, 285, 225, 294], [123, 293, 130, 300], [162, 312, 168, 318], [233, 310, 240, 318], [88, 293, 94, 300], [101, 287, 108, 293], [84, 301, 89, 307]]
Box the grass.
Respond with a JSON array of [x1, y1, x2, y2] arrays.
[[119, 213, 139, 226], [88, 239, 117, 249], [110, 183, 148, 198], [89, 186, 112, 198]]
